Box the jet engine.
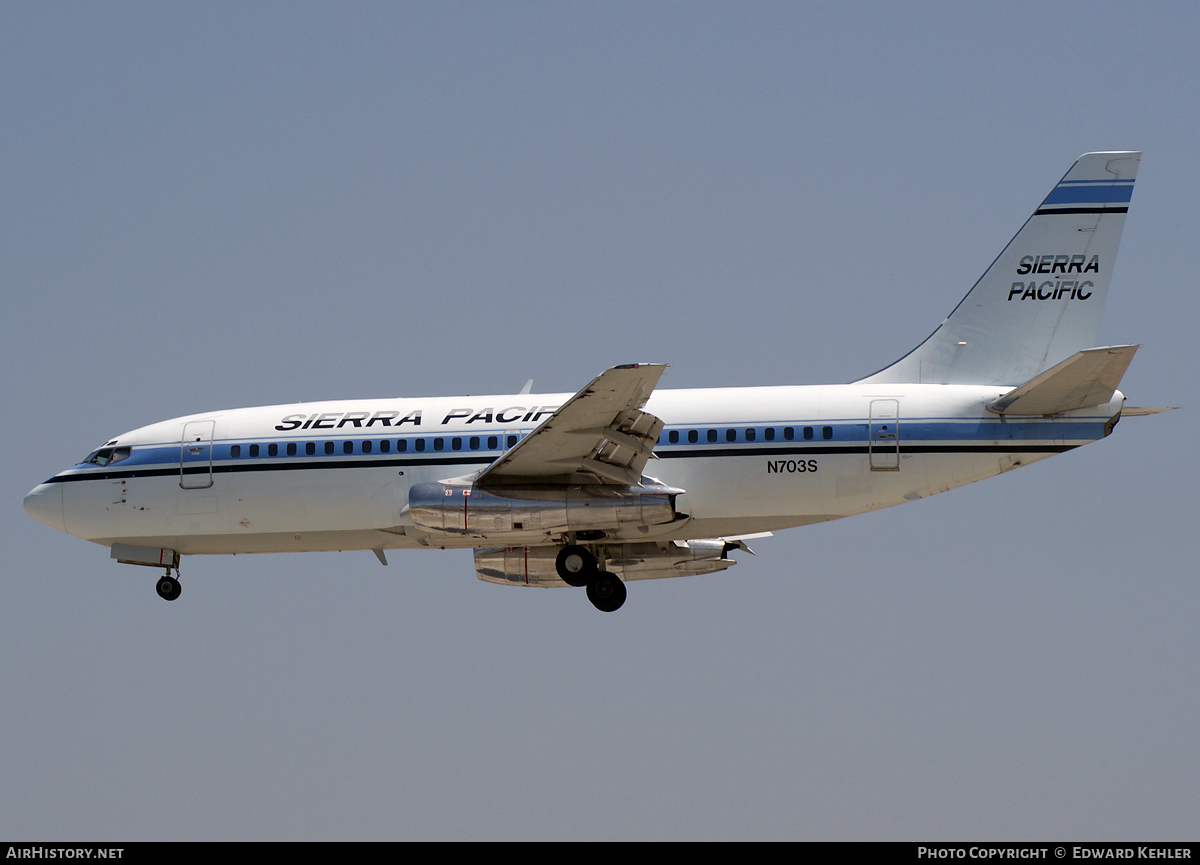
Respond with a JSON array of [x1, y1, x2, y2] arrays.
[[474, 539, 748, 587], [407, 481, 680, 541]]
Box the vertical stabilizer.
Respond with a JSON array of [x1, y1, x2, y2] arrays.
[[860, 152, 1139, 386]]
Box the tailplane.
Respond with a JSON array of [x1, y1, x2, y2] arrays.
[[860, 152, 1140, 386], [986, 344, 1137, 416]]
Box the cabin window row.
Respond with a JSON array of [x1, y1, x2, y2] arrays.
[[227, 435, 518, 459], [662, 426, 834, 444]]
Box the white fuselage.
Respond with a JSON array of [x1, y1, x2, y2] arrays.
[[29, 383, 1122, 558]]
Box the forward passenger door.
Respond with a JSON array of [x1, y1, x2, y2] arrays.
[[180, 420, 215, 489]]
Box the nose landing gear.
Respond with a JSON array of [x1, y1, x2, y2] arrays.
[[156, 570, 182, 601]]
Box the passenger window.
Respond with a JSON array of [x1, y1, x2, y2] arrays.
[[688, 430, 698, 444], [309, 442, 318, 455], [784, 427, 794, 441], [669, 430, 679, 444], [269, 443, 279, 457], [379, 440, 390, 453], [823, 426, 833, 440], [452, 437, 462, 451], [230, 445, 241, 458], [434, 438, 444, 451], [488, 436, 498, 449], [746, 428, 756, 442], [803, 427, 813, 440], [397, 439, 407, 452], [286, 443, 296, 456], [707, 430, 717, 443], [415, 439, 425, 452], [343, 441, 353, 454], [764, 428, 775, 441], [507, 435, 517, 448], [362, 440, 372, 454], [469, 437, 479, 450], [249, 444, 260, 457], [725, 429, 736, 442]]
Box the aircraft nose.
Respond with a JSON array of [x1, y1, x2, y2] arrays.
[[24, 483, 66, 532]]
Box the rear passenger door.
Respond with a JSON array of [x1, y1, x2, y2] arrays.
[[868, 400, 900, 472]]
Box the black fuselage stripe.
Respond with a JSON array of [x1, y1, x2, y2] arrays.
[[46, 444, 1076, 484]]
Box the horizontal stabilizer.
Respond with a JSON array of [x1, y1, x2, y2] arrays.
[[987, 345, 1137, 416], [1121, 406, 1177, 416]]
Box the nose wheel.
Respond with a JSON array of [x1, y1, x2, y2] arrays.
[[156, 571, 182, 601]]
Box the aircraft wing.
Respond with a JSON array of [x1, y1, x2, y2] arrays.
[[476, 363, 668, 487]]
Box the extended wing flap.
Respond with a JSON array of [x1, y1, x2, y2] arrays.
[[477, 363, 668, 486], [987, 345, 1138, 416]]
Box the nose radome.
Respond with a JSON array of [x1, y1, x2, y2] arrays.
[[24, 483, 65, 533]]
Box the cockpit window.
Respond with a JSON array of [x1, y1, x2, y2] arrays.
[[83, 446, 131, 467]]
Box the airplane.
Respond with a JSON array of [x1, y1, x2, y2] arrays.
[[24, 151, 1168, 612]]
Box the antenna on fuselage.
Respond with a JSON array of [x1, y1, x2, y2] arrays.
[[519, 379, 534, 394]]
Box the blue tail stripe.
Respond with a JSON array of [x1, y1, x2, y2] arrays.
[[1043, 184, 1135, 205]]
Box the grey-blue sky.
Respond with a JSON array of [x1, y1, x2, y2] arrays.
[[2, 2, 1196, 839]]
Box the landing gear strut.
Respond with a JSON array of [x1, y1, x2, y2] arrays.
[[556, 544, 628, 611], [586, 570, 626, 612], [156, 570, 181, 601]]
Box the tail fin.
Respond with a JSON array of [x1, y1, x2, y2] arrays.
[[859, 151, 1140, 386]]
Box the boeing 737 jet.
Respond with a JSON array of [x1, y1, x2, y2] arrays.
[[24, 152, 1166, 611]]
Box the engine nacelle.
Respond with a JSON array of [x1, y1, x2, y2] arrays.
[[475, 539, 742, 587], [408, 482, 679, 541]]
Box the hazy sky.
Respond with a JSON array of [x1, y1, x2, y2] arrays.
[[3, 2, 1197, 840]]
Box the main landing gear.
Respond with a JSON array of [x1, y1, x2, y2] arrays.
[[555, 544, 626, 612], [156, 569, 182, 601], [585, 570, 626, 613]]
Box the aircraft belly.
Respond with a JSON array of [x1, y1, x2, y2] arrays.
[[656, 455, 827, 520], [658, 445, 1066, 526], [90, 529, 425, 556], [202, 468, 405, 535], [64, 466, 407, 546]]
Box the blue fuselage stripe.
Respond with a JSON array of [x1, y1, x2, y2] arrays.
[[50, 418, 1105, 483]]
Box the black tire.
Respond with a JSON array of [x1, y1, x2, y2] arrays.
[[156, 576, 181, 601], [586, 570, 626, 612], [555, 545, 597, 587]]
